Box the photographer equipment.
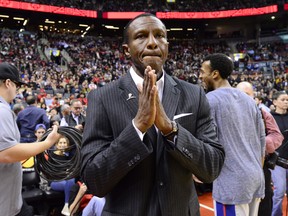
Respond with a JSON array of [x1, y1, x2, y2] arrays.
[[265, 151, 288, 170], [34, 126, 82, 181]]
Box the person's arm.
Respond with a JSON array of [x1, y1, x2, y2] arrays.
[[0, 126, 61, 163], [81, 87, 154, 197], [69, 183, 87, 216], [262, 109, 284, 153], [161, 86, 225, 183]]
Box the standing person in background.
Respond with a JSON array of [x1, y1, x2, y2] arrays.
[[199, 53, 265, 216], [0, 62, 61, 216], [81, 13, 225, 216], [17, 95, 50, 143], [60, 99, 85, 132], [270, 91, 288, 216], [236, 81, 283, 216]]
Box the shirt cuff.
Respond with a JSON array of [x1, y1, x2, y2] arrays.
[[132, 119, 145, 141]]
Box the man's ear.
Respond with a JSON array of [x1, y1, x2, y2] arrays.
[[212, 70, 219, 79], [122, 44, 130, 58]]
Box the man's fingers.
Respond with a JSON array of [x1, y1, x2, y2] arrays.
[[51, 125, 59, 132]]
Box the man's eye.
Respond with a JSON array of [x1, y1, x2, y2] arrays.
[[136, 35, 145, 39], [156, 34, 165, 38]]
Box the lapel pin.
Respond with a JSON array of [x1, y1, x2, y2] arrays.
[[127, 93, 136, 101]]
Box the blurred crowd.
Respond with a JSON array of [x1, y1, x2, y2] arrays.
[[0, 28, 288, 118], [17, 0, 279, 12]]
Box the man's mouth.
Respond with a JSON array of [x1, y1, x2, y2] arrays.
[[142, 54, 161, 58]]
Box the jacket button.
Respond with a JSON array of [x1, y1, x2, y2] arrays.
[[135, 154, 140, 161]]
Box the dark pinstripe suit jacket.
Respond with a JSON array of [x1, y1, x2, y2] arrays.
[[81, 72, 224, 216]]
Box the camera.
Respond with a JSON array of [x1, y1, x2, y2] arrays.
[[265, 151, 288, 169]]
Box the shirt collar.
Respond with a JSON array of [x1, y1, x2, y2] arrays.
[[129, 67, 165, 101], [0, 96, 9, 106], [72, 113, 79, 119]]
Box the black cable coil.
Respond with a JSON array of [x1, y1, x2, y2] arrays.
[[34, 126, 82, 181]]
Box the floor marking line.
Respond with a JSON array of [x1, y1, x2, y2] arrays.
[[200, 203, 214, 212]]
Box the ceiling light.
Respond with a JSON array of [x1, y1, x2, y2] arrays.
[[45, 20, 55, 24], [23, 20, 28, 26], [105, 25, 119, 30], [79, 24, 88, 27], [0, 15, 9, 18], [170, 28, 183, 31], [13, 17, 25, 20]]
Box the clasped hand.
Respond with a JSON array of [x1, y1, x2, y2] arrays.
[[134, 66, 172, 135]]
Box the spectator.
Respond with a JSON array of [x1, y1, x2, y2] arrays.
[[69, 180, 105, 216], [270, 91, 288, 216], [22, 123, 47, 169], [60, 103, 71, 119], [50, 135, 75, 216], [34, 123, 47, 141], [12, 103, 25, 117], [17, 95, 50, 143], [255, 95, 271, 113], [60, 99, 85, 132], [48, 107, 61, 126]]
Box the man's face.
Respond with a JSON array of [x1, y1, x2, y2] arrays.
[[199, 60, 215, 92], [123, 16, 169, 79], [72, 101, 82, 116]]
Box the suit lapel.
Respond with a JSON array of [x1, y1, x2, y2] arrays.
[[119, 72, 138, 118], [162, 74, 180, 120], [119, 72, 156, 144]]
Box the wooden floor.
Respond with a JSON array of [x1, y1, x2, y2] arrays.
[[198, 192, 288, 216]]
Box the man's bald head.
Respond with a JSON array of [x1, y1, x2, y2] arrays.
[[236, 81, 254, 97]]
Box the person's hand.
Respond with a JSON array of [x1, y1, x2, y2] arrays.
[[75, 124, 83, 131], [79, 183, 88, 196], [134, 66, 157, 133], [45, 125, 61, 147]]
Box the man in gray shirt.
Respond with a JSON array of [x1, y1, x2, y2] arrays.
[[0, 62, 61, 216], [199, 53, 265, 216]]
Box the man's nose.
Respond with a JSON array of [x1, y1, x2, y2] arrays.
[[147, 34, 158, 49]]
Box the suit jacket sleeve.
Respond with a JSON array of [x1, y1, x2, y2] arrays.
[[81, 88, 154, 197], [166, 84, 225, 183]]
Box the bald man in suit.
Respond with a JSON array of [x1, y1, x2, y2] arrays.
[[81, 13, 225, 216]]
